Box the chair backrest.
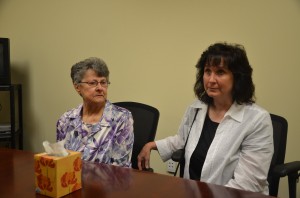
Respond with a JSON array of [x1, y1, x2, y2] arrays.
[[268, 113, 288, 196], [114, 101, 160, 169]]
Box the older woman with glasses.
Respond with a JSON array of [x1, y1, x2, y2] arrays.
[[56, 57, 134, 167]]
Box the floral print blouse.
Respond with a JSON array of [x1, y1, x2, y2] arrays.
[[56, 100, 134, 167]]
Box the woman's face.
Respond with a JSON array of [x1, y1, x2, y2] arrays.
[[74, 69, 108, 106], [203, 64, 234, 103]]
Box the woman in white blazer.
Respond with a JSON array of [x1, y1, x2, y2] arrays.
[[137, 42, 274, 195]]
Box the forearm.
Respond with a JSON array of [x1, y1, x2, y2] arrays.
[[145, 141, 157, 150]]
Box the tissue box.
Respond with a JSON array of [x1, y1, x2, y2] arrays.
[[34, 150, 82, 198]]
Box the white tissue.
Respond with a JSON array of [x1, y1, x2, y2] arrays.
[[42, 140, 69, 157]]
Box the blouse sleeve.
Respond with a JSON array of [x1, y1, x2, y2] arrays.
[[56, 114, 68, 141], [225, 112, 274, 193], [111, 111, 134, 167], [156, 107, 192, 161]]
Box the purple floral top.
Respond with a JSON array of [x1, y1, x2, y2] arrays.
[[56, 100, 134, 167]]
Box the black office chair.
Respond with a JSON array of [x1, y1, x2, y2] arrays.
[[172, 113, 300, 198], [268, 114, 300, 198], [113, 101, 160, 170]]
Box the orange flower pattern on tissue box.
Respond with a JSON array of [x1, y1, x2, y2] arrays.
[[34, 150, 82, 198]]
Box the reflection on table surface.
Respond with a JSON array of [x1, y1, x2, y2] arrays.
[[0, 148, 275, 198], [81, 161, 132, 197]]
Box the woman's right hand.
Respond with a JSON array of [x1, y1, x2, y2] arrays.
[[137, 141, 157, 170]]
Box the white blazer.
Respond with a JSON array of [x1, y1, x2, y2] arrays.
[[156, 100, 274, 195]]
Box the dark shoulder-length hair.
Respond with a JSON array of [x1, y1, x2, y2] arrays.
[[194, 42, 255, 105]]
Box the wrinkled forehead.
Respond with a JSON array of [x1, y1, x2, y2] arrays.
[[205, 55, 229, 68]]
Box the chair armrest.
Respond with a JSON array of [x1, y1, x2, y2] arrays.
[[171, 149, 184, 162], [273, 161, 300, 177]]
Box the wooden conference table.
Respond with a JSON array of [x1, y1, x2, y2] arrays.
[[0, 148, 275, 198]]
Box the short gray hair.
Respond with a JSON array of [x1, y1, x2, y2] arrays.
[[71, 57, 110, 84]]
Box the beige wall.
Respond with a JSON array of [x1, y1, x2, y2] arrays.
[[1, 0, 299, 197]]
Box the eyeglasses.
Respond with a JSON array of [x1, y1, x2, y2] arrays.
[[79, 80, 110, 88]]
